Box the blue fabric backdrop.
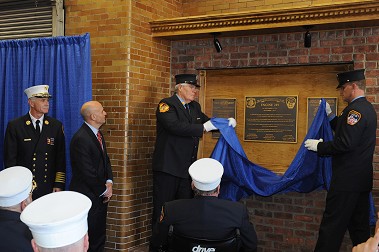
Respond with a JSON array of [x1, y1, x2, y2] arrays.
[[210, 99, 376, 225], [0, 33, 92, 188]]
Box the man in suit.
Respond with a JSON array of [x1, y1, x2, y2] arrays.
[[70, 100, 113, 252], [0, 166, 34, 252], [4, 84, 66, 200], [21, 191, 91, 252], [151, 74, 237, 241], [151, 158, 258, 252], [305, 69, 377, 251]]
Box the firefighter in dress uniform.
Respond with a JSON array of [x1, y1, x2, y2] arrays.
[[4, 85, 65, 200]]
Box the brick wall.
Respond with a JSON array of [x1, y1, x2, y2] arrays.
[[182, 0, 372, 16], [64, 0, 180, 250], [171, 27, 379, 251], [64, 0, 379, 250]]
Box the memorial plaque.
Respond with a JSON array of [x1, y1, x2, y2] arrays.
[[307, 97, 337, 130], [244, 96, 298, 143], [211, 98, 236, 138]]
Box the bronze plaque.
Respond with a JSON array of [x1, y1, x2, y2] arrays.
[[307, 97, 338, 130], [211, 98, 236, 138], [244, 96, 298, 143]]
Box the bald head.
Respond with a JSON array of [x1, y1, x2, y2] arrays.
[[80, 101, 107, 129]]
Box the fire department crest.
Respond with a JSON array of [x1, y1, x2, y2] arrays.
[[347, 110, 361, 125], [159, 102, 169, 113]]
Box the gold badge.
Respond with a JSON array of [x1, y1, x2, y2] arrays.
[[26, 120, 31, 125], [159, 102, 169, 113], [44, 120, 49, 125]]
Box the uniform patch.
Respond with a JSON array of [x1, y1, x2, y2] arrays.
[[347, 110, 361, 125], [159, 102, 169, 113]]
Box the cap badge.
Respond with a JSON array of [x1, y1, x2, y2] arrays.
[[347, 110, 361, 125], [159, 102, 169, 113]]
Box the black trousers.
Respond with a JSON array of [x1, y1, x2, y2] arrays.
[[152, 171, 192, 225], [150, 171, 192, 251], [88, 197, 108, 252], [314, 190, 370, 252]]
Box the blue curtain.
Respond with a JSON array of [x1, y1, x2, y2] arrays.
[[210, 99, 376, 225], [0, 33, 92, 188]]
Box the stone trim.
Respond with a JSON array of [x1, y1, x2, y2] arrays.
[[150, 1, 379, 38]]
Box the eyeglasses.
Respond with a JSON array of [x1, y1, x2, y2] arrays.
[[180, 84, 199, 90], [339, 83, 351, 91]]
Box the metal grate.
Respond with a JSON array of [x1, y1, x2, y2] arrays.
[[0, 0, 53, 40]]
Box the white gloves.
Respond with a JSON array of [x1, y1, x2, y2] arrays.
[[228, 118, 237, 128], [204, 118, 236, 132], [203, 120, 218, 132], [325, 102, 332, 116], [304, 138, 323, 152]]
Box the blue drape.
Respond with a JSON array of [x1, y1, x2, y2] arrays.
[[0, 33, 92, 188], [210, 99, 376, 225]]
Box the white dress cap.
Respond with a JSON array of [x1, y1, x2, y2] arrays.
[[188, 158, 224, 191], [20, 191, 92, 249], [0, 166, 32, 207], [24, 85, 51, 98]]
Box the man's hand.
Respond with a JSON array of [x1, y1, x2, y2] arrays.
[[325, 101, 332, 116], [203, 120, 217, 132], [304, 139, 323, 152], [228, 118, 237, 128], [352, 228, 379, 252], [103, 182, 113, 203]]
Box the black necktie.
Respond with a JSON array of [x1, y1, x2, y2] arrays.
[[35, 120, 41, 136], [185, 104, 190, 115]]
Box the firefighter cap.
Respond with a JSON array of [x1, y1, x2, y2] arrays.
[[189, 158, 224, 191], [21, 191, 92, 249]]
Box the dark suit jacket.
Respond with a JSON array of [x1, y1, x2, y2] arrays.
[[4, 113, 66, 199], [152, 94, 209, 178], [69, 123, 113, 252], [318, 97, 377, 192], [69, 123, 113, 199], [153, 196, 258, 252], [0, 209, 33, 252]]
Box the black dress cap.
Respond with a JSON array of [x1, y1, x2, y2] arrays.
[[336, 69, 365, 88], [175, 74, 200, 87]]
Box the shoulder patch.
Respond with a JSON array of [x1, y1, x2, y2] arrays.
[[159, 102, 169, 113], [347, 110, 361, 125]]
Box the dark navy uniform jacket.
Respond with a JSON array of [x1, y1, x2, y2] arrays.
[[153, 94, 209, 178], [0, 209, 33, 252], [4, 114, 66, 199], [317, 97, 377, 192], [153, 196, 258, 252]]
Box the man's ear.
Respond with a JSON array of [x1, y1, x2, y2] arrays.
[[216, 185, 220, 194], [191, 181, 195, 190], [31, 239, 39, 252], [84, 233, 89, 251]]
